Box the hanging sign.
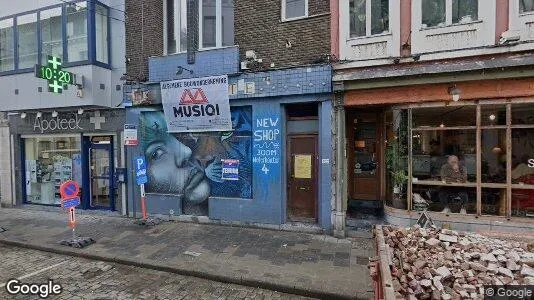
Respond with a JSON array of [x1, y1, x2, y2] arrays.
[[124, 124, 138, 146], [221, 159, 239, 181], [34, 55, 79, 94], [160, 75, 232, 132]]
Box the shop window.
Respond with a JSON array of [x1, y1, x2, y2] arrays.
[[422, 0, 477, 28], [481, 129, 506, 183], [350, 0, 389, 37], [95, 3, 108, 63], [412, 184, 476, 214], [385, 109, 409, 209], [520, 0, 534, 13], [24, 136, 82, 205], [481, 104, 506, 126], [165, 0, 234, 53], [481, 188, 505, 216], [412, 105, 476, 128], [512, 103, 534, 125], [0, 18, 14, 72], [17, 14, 38, 69], [512, 188, 534, 217], [283, 0, 307, 20], [512, 128, 534, 184], [40, 7, 63, 65], [66, 2, 88, 62]]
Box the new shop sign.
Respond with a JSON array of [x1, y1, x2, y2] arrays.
[[33, 114, 83, 133], [160, 75, 232, 132]]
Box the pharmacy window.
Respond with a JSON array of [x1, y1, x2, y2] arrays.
[[165, 0, 235, 54], [349, 0, 389, 37], [422, 0, 478, 28], [282, 0, 308, 20]]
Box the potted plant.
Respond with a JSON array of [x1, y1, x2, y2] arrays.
[[385, 139, 408, 209]]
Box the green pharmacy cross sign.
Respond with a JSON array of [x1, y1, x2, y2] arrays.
[[34, 56, 77, 94]]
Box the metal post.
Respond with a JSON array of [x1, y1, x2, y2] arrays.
[[140, 184, 147, 220]]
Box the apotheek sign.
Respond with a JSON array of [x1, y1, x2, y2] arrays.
[[33, 115, 83, 133]]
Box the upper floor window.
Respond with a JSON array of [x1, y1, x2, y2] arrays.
[[165, 0, 234, 54], [422, 0, 478, 28], [520, 0, 534, 13], [0, 18, 14, 72], [282, 0, 308, 20], [349, 0, 389, 37], [0, 0, 111, 74]]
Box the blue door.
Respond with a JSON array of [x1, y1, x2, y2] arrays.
[[86, 137, 115, 210]]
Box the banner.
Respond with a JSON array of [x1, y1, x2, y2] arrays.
[[160, 75, 232, 132]]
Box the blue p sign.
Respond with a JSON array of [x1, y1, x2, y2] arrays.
[[135, 156, 148, 186]]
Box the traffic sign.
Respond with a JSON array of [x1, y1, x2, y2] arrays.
[[62, 197, 80, 209], [59, 180, 80, 200], [135, 156, 148, 186]]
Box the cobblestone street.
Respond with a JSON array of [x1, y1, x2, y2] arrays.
[[0, 245, 315, 300]]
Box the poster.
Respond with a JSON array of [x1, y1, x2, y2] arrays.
[[124, 124, 138, 146], [160, 75, 232, 132], [294, 155, 312, 179], [221, 159, 239, 181]]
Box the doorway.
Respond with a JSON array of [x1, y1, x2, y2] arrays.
[[287, 135, 318, 221], [84, 136, 115, 210], [286, 103, 319, 222], [346, 110, 385, 220]]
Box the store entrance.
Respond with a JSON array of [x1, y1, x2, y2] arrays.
[[84, 136, 114, 210], [346, 110, 385, 224]]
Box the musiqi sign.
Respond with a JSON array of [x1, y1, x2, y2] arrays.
[[160, 75, 232, 132]]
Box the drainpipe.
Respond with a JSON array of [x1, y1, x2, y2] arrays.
[[333, 86, 346, 238]]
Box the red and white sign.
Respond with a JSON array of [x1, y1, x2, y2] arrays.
[[124, 124, 138, 146], [160, 75, 232, 132]]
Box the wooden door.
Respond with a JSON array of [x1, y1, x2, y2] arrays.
[[287, 135, 318, 221], [348, 112, 383, 201]]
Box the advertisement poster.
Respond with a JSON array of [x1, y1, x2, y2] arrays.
[[160, 75, 232, 132], [294, 155, 312, 179], [221, 159, 239, 181]]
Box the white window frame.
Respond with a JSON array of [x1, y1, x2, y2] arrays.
[[349, 0, 390, 37], [281, 0, 309, 21], [421, 0, 479, 29], [163, 0, 231, 55]]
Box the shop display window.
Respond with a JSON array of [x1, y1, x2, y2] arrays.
[[24, 136, 81, 205], [387, 101, 534, 219]]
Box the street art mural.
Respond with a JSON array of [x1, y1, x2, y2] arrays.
[[139, 106, 253, 216]]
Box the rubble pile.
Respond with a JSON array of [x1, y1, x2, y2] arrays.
[[382, 225, 534, 299]]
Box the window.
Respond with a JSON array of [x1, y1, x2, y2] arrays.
[[282, 0, 307, 20], [422, 0, 477, 28], [0, 18, 14, 72], [388, 101, 534, 218], [95, 4, 108, 63], [40, 7, 63, 65], [17, 14, 38, 69], [520, 0, 534, 13], [66, 2, 88, 62], [165, 0, 234, 54], [24, 136, 81, 205], [350, 0, 389, 37], [0, 1, 111, 74]]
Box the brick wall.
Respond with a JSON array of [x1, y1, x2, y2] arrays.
[[235, 0, 331, 70], [125, 0, 164, 82]]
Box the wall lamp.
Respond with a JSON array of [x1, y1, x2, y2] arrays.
[[448, 85, 462, 102], [36, 112, 42, 118], [52, 111, 58, 118], [78, 108, 84, 115], [176, 66, 194, 75], [20, 112, 27, 119]]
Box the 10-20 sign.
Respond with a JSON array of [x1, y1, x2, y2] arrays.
[[34, 55, 77, 94]]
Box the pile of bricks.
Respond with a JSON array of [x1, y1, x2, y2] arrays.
[[382, 225, 534, 299]]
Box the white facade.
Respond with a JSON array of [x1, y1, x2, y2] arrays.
[[0, 0, 126, 112]]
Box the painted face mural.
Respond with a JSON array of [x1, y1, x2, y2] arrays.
[[140, 106, 253, 216]]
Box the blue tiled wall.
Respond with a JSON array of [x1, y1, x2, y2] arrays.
[[148, 47, 240, 83]]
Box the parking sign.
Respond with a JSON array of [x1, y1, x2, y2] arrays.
[[135, 156, 148, 186]]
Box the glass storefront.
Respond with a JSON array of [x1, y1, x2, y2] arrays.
[[386, 100, 534, 218], [24, 136, 81, 205]]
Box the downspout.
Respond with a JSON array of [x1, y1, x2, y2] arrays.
[[333, 86, 346, 238]]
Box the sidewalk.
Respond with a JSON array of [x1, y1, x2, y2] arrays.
[[0, 208, 374, 299]]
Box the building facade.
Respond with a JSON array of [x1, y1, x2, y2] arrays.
[[124, 0, 335, 231], [332, 0, 534, 234], [0, 0, 127, 212]]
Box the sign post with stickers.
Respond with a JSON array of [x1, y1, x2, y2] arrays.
[[58, 180, 95, 248], [134, 157, 158, 226]]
